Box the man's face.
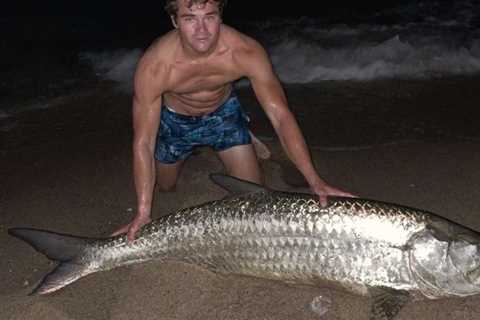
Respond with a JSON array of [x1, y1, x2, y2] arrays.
[[173, 0, 222, 55]]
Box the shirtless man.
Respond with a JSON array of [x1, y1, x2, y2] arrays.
[[113, 0, 353, 241]]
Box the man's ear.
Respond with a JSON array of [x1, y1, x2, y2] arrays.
[[170, 15, 178, 28]]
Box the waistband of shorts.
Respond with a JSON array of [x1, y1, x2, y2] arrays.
[[162, 90, 237, 120]]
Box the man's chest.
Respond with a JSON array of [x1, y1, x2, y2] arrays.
[[167, 60, 242, 94]]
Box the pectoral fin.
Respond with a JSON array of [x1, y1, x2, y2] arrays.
[[369, 287, 410, 320]]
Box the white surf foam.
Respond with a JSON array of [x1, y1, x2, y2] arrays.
[[79, 49, 143, 92], [82, 34, 480, 87], [270, 35, 480, 82]]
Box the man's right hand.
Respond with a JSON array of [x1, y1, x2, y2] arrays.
[[111, 214, 152, 242]]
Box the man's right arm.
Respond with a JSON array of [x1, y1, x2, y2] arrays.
[[130, 93, 162, 234], [112, 52, 166, 241]]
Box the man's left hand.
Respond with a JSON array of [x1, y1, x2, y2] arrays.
[[310, 181, 357, 207]]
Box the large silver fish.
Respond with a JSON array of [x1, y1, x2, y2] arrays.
[[9, 174, 480, 320]]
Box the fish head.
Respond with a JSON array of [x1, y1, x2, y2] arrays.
[[409, 227, 480, 298]]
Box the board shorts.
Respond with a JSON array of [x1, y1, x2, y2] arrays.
[[154, 92, 252, 164]]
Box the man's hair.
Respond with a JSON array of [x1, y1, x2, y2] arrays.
[[164, 0, 227, 18]]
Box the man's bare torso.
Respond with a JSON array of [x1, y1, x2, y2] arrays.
[[148, 25, 254, 116]]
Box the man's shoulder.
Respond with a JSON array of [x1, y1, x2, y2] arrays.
[[133, 32, 178, 95], [222, 25, 261, 50], [136, 31, 178, 76], [221, 25, 265, 63]]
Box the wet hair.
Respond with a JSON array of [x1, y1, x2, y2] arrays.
[[164, 0, 227, 18]]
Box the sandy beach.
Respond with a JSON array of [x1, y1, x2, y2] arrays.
[[2, 77, 480, 319]]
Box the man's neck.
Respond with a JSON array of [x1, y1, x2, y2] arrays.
[[181, 44, 217, 61]]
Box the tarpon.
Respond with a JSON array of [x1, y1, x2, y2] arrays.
[[9, 174, 480, 320]]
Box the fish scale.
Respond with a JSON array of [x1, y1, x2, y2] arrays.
[[86, 192, 419, 293]]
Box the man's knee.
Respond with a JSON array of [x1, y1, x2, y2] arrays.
[[218, 145, 263, 185], [155, 160, 183, 192]]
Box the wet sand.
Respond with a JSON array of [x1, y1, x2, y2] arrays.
[[2, 77, 480, 319]]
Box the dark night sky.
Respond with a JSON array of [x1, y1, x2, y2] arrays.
[[0, 0, 431, 50], [3, 1, 406, 19], [2, 0, 446, 47]]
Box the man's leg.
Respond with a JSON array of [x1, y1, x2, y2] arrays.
[[217, 144, 263, 184], [155, 160, 185, 191]]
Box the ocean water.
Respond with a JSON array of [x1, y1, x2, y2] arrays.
[[1, 0, 479, 127], [76, 0, 480, 87]]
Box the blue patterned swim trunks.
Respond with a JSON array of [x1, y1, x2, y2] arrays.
[[154, 92, 252, 164]]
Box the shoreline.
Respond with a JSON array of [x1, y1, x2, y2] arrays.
[[2, 76, 480, 319]]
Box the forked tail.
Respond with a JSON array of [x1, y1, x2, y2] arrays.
[[8, 227, 96, 295]]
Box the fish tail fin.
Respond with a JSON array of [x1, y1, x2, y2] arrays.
[[8, 227, 94, 295], [30, 262, 90, 295]]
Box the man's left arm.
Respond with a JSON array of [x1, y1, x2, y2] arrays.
[[240, 40, 354, 204]]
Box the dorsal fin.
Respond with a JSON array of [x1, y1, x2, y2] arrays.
[[209, 173, 268, 195]]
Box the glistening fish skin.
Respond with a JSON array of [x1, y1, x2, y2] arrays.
[[9, 174, 480, 319]]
